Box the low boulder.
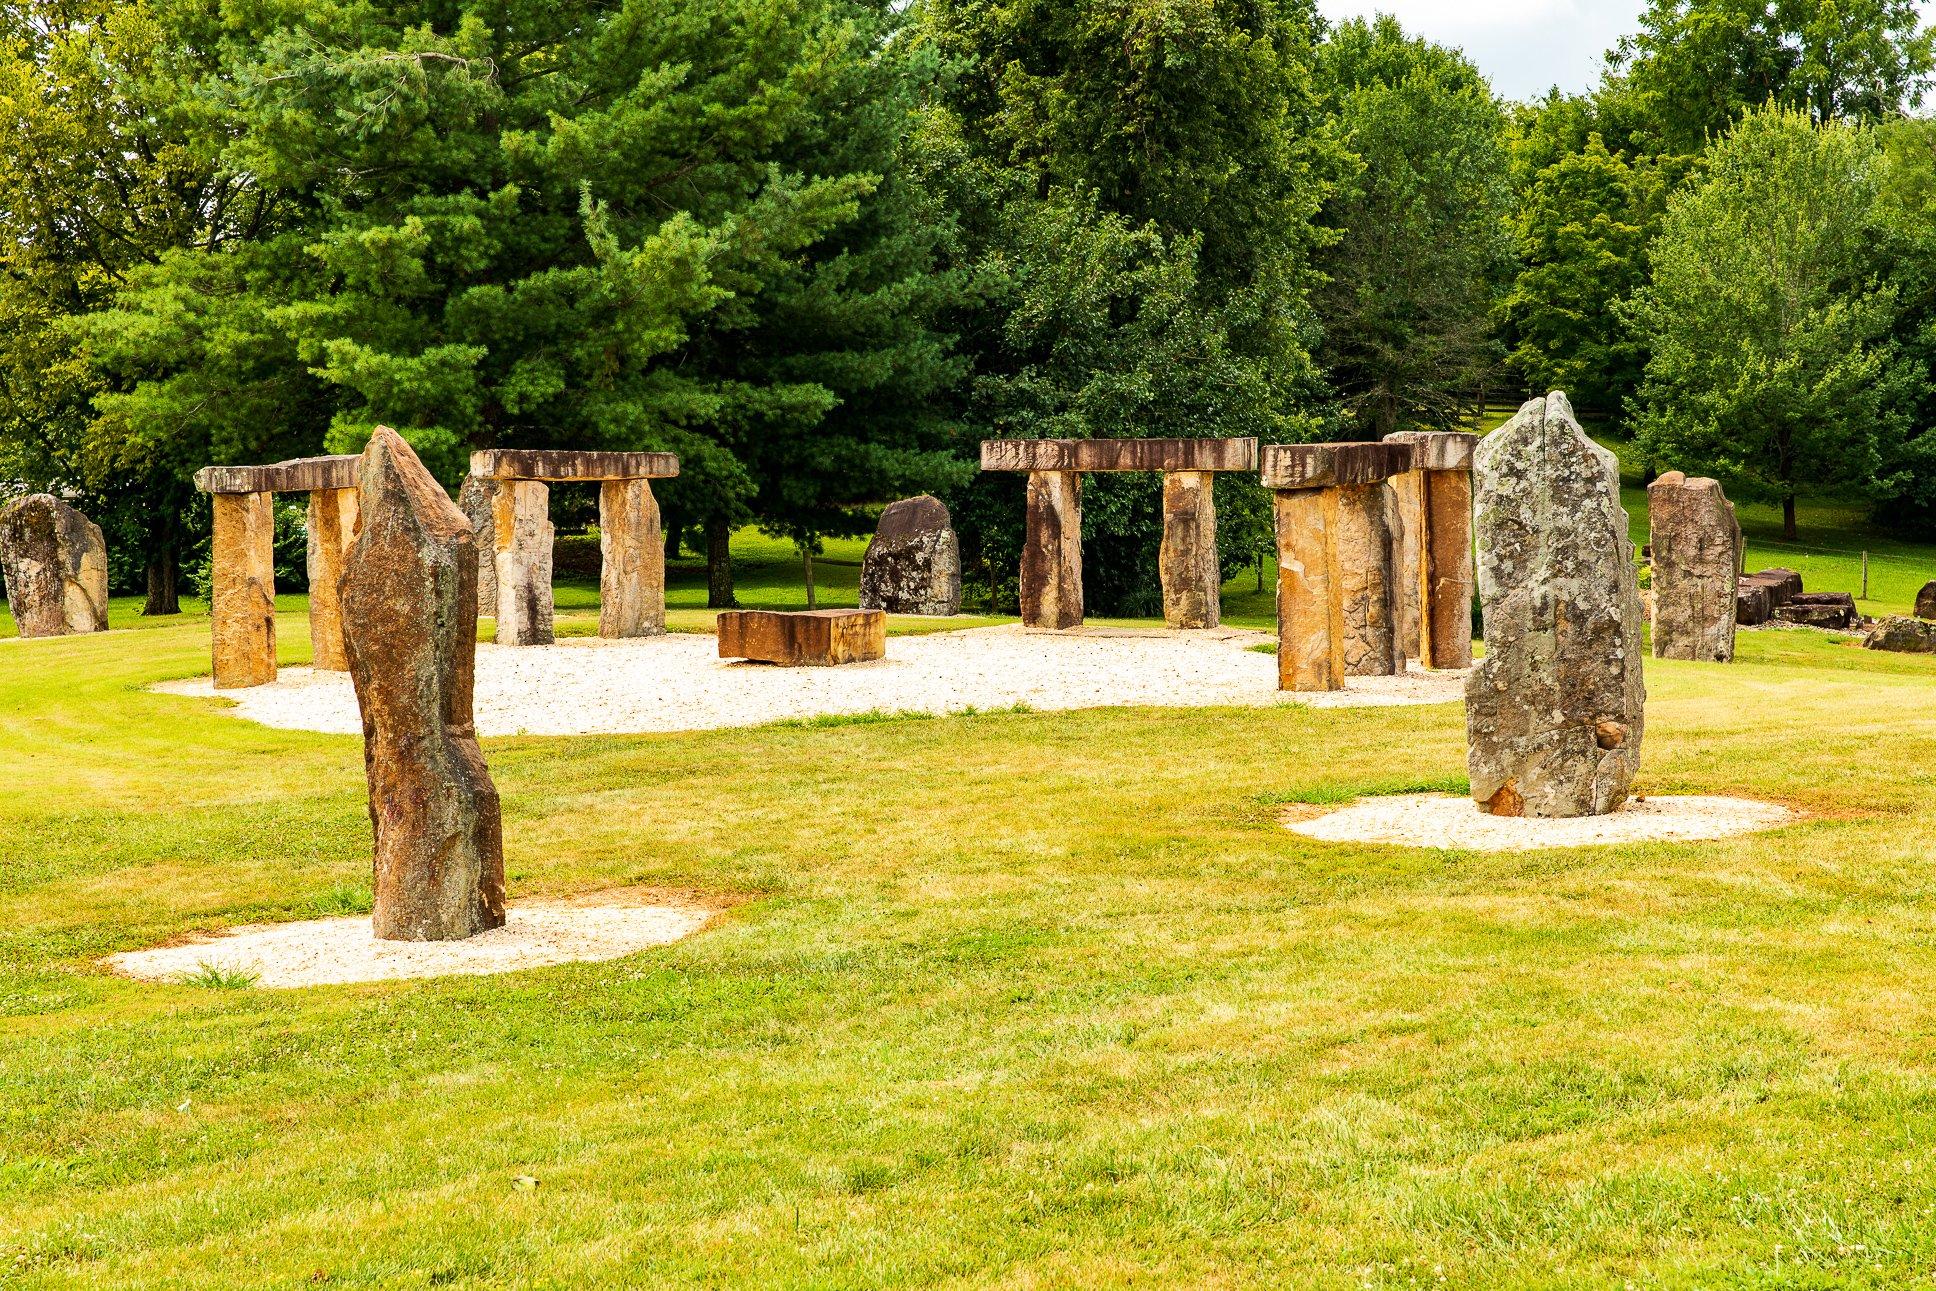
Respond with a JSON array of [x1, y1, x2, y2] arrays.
[[717, 609, 886, 666], [1746, 568, 1803, 605], [1866, 616, 1936, 653], [859, 496, 961, 616], [1916, 580, 1936, 621], [1775, 592, 1859, 630], [0, 493, 109, 637], [1736, 580, 1774, 627]]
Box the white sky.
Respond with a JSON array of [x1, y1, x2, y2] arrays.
[[1316, 0, 1936, 102]]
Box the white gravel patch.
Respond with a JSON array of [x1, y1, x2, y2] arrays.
[[151, 625, 1464, 736], [1286, 793, 1795, 852], [107, 899, 713, 988]]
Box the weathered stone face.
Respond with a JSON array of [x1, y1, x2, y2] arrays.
[[1273, 488, 1341, 691], [1775, 593, 1858, 630], [1020, 472, 1083, 630], [1467, 392, 1646, 819], [1866, 616, 1936, 653], [1159, 473, 1221, 630], [1916, 581, 1936, 621], [306, 488, 359, 671], [1648, 471, 1739, 663], [859, 495, 962, 617], [209, 491, 278, 688], [1334, 482, 1403, 676], [457, 475, 497, 619], [1385, 432, 1478, 671], [492, 480, 554, 646], [599, 478, 666, 638], [0, 494, 108, 638], [1736, 580, 1774, 626], [981, 438, 1258, 474], [716, 609, 886, 665], [340, 427, 505, 943]]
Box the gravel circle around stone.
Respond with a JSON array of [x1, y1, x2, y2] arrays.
[[1285, 793, 1795, 852], [107, 899, 714, 989], [151, 625, 1465, 736]]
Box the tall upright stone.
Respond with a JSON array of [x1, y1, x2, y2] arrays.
[[340, 427, 506, 942], [457, 474, 497, 619], [1334, 482, 1404, 676], [1385, 431, 1478, 670], [1648, 470, 1740, 663], [492, 479, 554, 646], [1021, 471, 1083, 630], [1160, 472, 1221, 629], [598, 477, 665, 638], [0, 494, 109, 638], [860, 495, 962, 616], [1262, 442, 1415, 691], [1467, 392, 1646, 818], [306, 488, 359, 671], [210, 491, 278, 688]]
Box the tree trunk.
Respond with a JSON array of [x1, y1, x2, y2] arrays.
[[802, 546, 817, 610], [662, 507, 685, 560], [1783, 494, 1797, 541], [143, 551, 180, 616], [706, 520, 737, 609]]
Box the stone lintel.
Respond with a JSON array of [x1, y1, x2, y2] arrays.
[[195, 456, 362, 495], [1260, 442, 1414, 491], [470, 449, 680, 482], [1383, 431, 1479, 473], [980, 438, 1260, 474]]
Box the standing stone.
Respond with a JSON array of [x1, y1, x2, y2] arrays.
[[599, 477, 665, 638], [1334, 483, 1403, 676], [210, 491, 278, 688], [1020, 471, 1082, 630], [1159, 472, 1221, 630], [1385, 432, 1478, 670], [1648, 471, 1740, 663], [0, 494, 108, 638], [306, 488, 359, 671], [1916, 581, 1936, 621], [859, 495, 962, 617], [340, 427, 505, 942], [1467, 392, 1646, 818], [1273, 488, 1343, 691], [457, 474, 497, 619], [492, 479, 554, 646]]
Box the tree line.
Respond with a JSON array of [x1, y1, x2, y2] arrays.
[[2, 0, 1933, 616]]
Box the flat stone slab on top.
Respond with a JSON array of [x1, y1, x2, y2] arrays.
[[980, 438, 1259, 473], [1285, 793, 1794, 852], [1261, 442, 1415, 490], [470, 449, 680, 481], [195, 455, 361, 495], [717, 608, 887, 666]]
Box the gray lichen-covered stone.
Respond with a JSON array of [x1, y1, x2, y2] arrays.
[[1467, 392, 1646, 818], [456, 475, 497, 619], [341, 428, 506, 942], [1866, 616, 1936, 653], [1648, 471, 1739, 662], [859, 495, 961, 616], [0, 493, 108, 637]]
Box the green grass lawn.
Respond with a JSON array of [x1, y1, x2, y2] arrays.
[[10, 591, 1936, 1285]]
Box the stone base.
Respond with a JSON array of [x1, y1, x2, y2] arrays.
[[717, 609, 887, 666]]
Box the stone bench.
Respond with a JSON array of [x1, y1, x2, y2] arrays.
[[716, 609, 886, 666]]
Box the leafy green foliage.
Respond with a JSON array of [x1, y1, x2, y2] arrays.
[[1313, 17, 1513, 437], [1626, 107, 1911, 536]]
